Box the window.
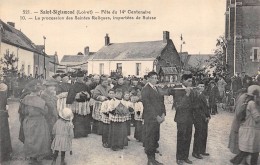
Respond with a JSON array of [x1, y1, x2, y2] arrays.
[[250, 47, 260, 62], [35, 65, 38, 74], [136, 63, 141, 76], [254, 49, 258, 60], [28, 65, 31, 75], [116, 63, 122, 74], [99, 63, 104, 75]]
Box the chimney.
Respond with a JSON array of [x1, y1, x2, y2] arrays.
[[163, 31, 169, 43], [105, 34, 110, 46], [84, 46, 89, 55], [7, 22, 15, 28]]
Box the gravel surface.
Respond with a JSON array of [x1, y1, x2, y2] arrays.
[[3, 99, 258, 165]]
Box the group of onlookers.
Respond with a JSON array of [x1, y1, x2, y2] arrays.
[[1, 69, 260, 165]]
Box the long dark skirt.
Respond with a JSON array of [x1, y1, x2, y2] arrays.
[[134, 121, 143, 142], [102, 123, 110, 145], [73, 114, 91, 138], [92, 120, 103, 135], [127, 120, 131, 136], [0, 111, 12, 162], [109, 121, 128, 150]]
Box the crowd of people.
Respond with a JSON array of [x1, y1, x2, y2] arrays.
[[0, 69, 259, 165]]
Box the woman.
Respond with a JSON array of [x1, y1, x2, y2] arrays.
[[22, 80, 51, 164], [230, 85, 260, 165], [0, 82, 12, 163], [40, 79, 58, 136]]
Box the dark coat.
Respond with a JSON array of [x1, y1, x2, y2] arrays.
[[194, 92, 210, 122], [173, 88, 195, 124], [66, 82, 91, 104], [208, 85, 220, 106], [56, 82, 72, 95], [141, 84, 166, 123], [0, 88, 12, 162]]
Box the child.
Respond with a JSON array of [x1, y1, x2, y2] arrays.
[[51, 108, 74, 165], [122, 91, 133, 140], [100, 89, 116, 148], [108, 88, 129, 151], [130, 93, 144, 142]]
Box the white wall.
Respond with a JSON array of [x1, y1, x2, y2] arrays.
[[0, 42, 34, 75], [88, 60, 154, 77]]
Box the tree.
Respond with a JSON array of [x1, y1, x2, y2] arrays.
[[188, 56, 207, 75], [0, 49, 19, 77], [207, 35, 227, 74]]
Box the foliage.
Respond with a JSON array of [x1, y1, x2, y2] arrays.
[[0, 49, 19, 77], [188, 57, 207, 74], [207, 35, 227, 74]]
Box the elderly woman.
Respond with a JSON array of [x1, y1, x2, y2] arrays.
[[0, 82, 12, 163], [21, 80, 51, 164], [230, 85, 260, 165], [40, 79, 58, 136], [92, 75, 111, 135]]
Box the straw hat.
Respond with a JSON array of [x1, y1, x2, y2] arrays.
[[59, 108, 74, 121]]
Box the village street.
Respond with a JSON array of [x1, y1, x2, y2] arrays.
[[2, 98, 244, 165]]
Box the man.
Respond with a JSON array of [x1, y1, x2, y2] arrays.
[[56, 74, 71, 95], [113, 76, 129, 93], [66, 71, 91, 138], [171, 73, 194, 165], [208, 80, 220, 115], [141, 71, 166, 165], [192, 83, 211, 159]]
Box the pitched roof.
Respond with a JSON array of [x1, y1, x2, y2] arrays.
[[160, 67, 178, 74], [49, 55, 59, 63], [89, 40, 167, 60], [186, 54, 213, 68], [0, 20, 42, 54], [61, 53, 95, 63]]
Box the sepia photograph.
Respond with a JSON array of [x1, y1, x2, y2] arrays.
[[0, 0, 260, 164]]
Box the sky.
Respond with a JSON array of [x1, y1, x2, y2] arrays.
[[0, 0, 226, 61]]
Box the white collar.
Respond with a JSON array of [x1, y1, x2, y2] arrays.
[[146, 82, 155, 89]]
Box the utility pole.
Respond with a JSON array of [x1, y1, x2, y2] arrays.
[[43, 36, 46, 79]]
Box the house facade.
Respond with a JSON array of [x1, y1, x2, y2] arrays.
[[59, 46, 94, 73], [225, 0, 260, 76], [0, 20, 49, 78], [88, 31, 181, 77], [48, 52, 59, 76]]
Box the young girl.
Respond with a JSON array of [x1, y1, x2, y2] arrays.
[[130, 93, 144, 142], [51, 108, 74, 165]]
